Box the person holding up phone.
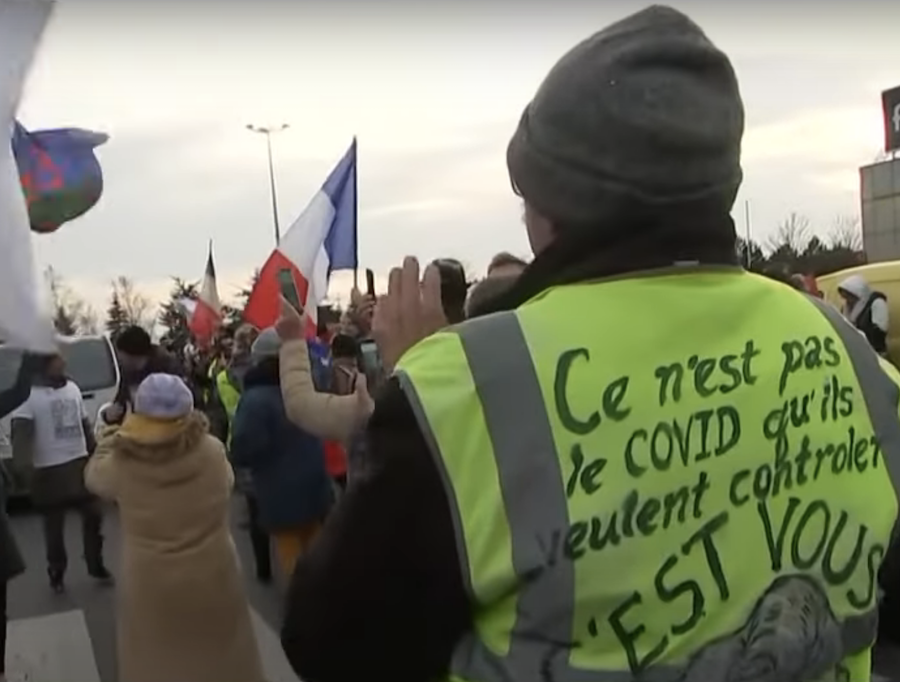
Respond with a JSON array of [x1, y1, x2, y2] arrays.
[[229, 327, 335, 580], [274, 298, 374, 444]]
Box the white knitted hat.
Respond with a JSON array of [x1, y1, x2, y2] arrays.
[[133, 373, 194, 420]]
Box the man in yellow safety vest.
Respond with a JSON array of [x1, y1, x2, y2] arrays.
[[279, 7, 900, 682]]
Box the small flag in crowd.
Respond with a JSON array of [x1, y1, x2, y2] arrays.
[[12, 121, 108, 233], [0, 0, 56, 351], [244, 138, 358, 332], [189, 243, 223, 347], [178, 298, 197, 317]]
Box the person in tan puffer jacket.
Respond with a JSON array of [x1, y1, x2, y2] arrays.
[[85, 373, 264, 682], [275, 298, 374, 445]]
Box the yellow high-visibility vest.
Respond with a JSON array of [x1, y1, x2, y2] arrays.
[[216, 370, 241, 449], [397, 268, 900, 682]]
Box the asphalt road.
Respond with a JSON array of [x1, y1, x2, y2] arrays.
[[5, 499, 299, 682], [5, 499, 900, 682]]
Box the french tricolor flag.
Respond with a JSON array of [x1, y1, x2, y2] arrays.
[[188, 243, 222, 347], [244, 139, 357, 332]]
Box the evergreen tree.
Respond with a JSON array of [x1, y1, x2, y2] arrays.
[[106, 291, 129, 339], [221, 270, 260, 332], [236, 270, 260, 310]]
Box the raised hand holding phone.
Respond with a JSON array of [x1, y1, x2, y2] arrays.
[[275, 294, 307, 341], [278, 268, 303, 313], [275, 267, 308, 341]]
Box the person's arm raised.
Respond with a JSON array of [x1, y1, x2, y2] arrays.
[[275, 297, 373, 441]]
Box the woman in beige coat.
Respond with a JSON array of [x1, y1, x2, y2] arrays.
[[85, 373, 264, 682], [275, 298, 374, 445]]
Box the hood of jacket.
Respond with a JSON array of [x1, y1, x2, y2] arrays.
[[112, 410, 210, 475], [837, 275, 875, 324], [837, 275, 873, 301]]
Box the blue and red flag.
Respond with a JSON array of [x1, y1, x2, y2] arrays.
[[11, 120, 108, 233]]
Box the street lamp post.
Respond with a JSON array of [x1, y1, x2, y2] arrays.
[[246, 123, 289, 245]]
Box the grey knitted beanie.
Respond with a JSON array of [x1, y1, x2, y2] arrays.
[[251, 327, 282, 363], [507, 5, 745, 227]]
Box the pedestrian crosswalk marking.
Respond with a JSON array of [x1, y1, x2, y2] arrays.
[[251, 609, 300, 682], [6, 609, 101, 682], [5, 607, 297, 682]]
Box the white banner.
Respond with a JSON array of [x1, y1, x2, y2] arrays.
[[0, 0, 56, 351]]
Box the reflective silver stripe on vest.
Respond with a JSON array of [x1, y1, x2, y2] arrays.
[[808, 296, 900, 541], [400, 301, 897, 682]]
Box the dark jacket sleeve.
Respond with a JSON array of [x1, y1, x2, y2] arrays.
[[230, 393, 271, 470], [0, 353, 38, 419], [280, 378, 471, 682]]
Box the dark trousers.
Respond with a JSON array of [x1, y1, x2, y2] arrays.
[[41, 498, 104, 575], [0, 580, 6, 674], [246, 495, 271, 579]]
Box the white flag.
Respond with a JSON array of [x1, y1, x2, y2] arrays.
[[0, 0, 56, 351]]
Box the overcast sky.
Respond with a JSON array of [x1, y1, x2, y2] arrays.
[[17, 0, 900, 315]]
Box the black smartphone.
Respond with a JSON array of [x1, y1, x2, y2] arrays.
[[365, 268, 376, 298], [336, 365, 358, 393], [278, 268, 303, 312], [359, 338, 382, 380]]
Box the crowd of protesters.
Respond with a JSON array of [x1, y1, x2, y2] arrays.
[[1, 5, 899, 682]]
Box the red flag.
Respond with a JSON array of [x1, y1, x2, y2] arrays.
[[190, 243, 222, 346]]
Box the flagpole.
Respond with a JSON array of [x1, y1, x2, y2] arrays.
[[353, 135, 359, 291], [246, 123, 289, 247]]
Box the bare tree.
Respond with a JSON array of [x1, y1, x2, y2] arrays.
[[766, 213, 810, 255], [43, 266, 99, 336], [75, 308, 100, 335], [110, 276, 154, 329], [827, 215, 863, 252]]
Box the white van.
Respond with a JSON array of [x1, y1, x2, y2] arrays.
[[0, 335, 119, 498]]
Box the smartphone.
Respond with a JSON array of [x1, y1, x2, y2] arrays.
[[365, 268, 376, 298], [358, 338, 382, 384], [278, 268, 303, 312], [336, 365, 358, 393]]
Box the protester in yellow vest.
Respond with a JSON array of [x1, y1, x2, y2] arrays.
[[279, 7, 900, 682], [215, 371, 240, 443]]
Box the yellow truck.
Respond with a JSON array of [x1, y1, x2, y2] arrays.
[[817, 261, 900, 363]]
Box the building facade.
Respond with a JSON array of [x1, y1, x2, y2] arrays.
[[861, 157, 900, 263]]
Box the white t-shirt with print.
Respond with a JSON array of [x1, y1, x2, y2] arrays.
[[12, 381, 88, 469]]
